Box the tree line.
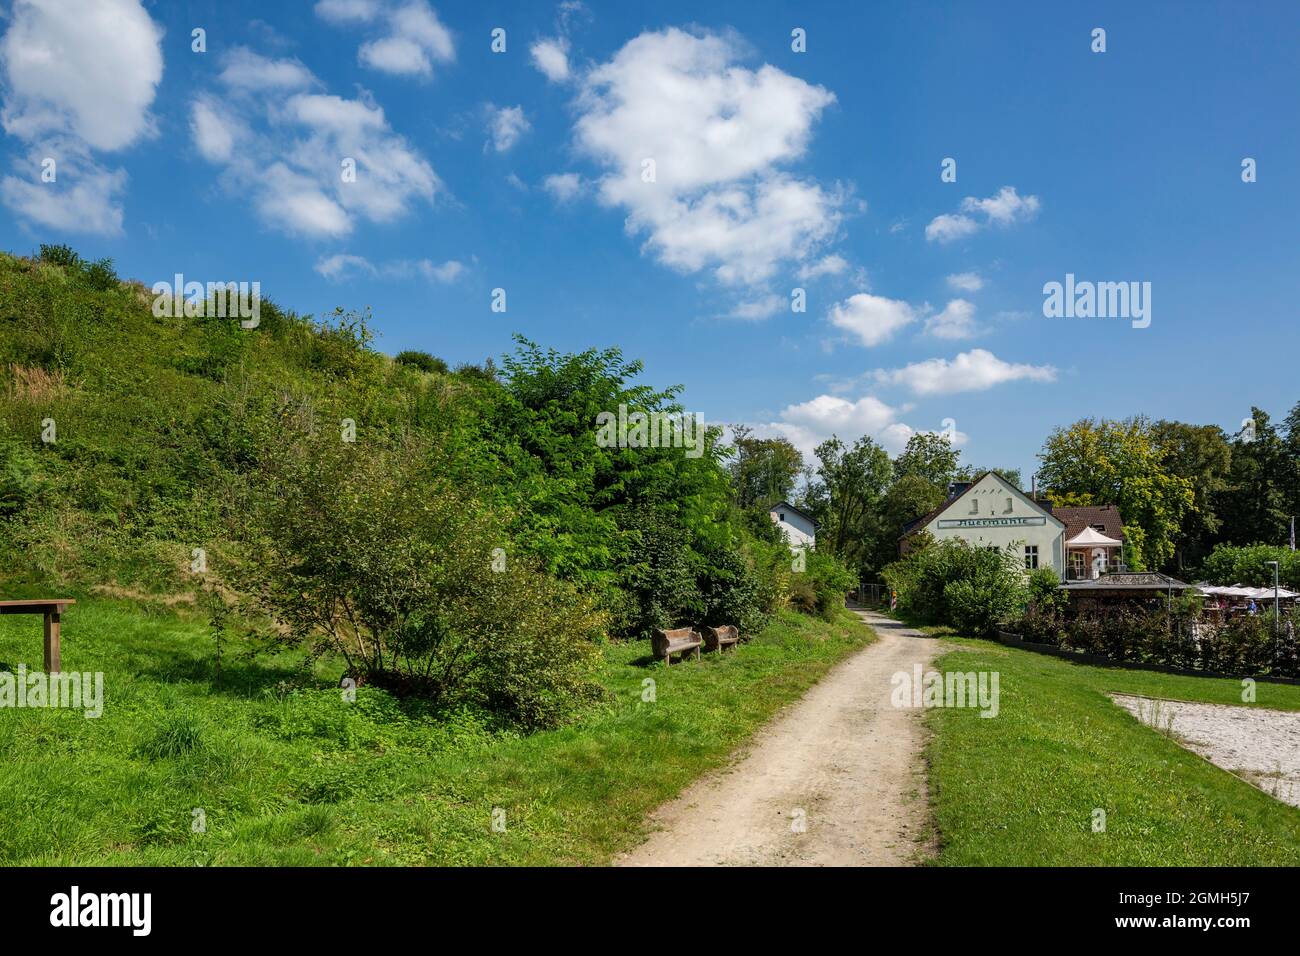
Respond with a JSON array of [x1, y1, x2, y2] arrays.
[[730, 405, 1300, 583]]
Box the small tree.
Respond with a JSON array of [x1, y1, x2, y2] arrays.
[[239, 431, 606, 729]]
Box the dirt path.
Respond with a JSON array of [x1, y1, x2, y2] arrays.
[[617, 610, 939, 866]]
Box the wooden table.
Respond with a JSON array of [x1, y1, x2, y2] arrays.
[[0, 600, 75, 671]]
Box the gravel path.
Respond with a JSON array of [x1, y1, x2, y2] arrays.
[[617, 610, 938, 866], [1112, 693, 1300, 808]]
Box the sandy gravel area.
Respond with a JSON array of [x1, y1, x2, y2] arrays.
[[1112, 693, 1300, 808], [617, 610, 938, 866]]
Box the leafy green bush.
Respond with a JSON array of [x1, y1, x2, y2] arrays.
[[38, 243, 83, 270], [239, 433, 607, 730], [1201, 543, 1300, 591], [883, 539, 1025, 630], [0, 439, 38, 516], [945, 574, 1023, 637], [800, 549, 857, 620], [394, 350, 448, 374], [84, 258, 118, 291]]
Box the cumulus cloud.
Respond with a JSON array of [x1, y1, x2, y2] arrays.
[[0, 156, 126, 234], [315, 252, 465, 282], [828, 293, 918, 347], [798, 254, 849, 280], [572, 28, 843, 289], [926, 186, 1040, 244], [543, 172, 582, 202], [189, 50, 440, 238], [314, 0, 382, 23], [871, 349, 1057, 395], [219, 48, 317, 92], [0, 0, 163, 234], [531, 38, 571, 82], [728, 295, 784, 321], [486, 105, 529, 153], [946, 271, 983, 292], [746, 392, 966, 459], [924, 298, 979, 340], [316, 0, 455, 78]]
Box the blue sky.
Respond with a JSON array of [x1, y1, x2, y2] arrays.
[[1, 0, 1297, 481]]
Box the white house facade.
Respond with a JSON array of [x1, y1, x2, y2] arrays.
[[900, 472, 1067, 575], [769, 500, 817, 549]]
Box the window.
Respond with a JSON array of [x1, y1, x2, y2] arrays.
[[779, 513, 786, 522], [1025, 545, 1039, 570], [1004, 497, 1014, 514], [1091, 524, 1106, 532]]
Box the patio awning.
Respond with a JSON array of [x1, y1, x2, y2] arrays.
[[1197, 584, 1300, 600], [1065, 526, 1123, 547]]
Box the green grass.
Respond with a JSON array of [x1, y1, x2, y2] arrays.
[[927, 636, 1300, 865], [0, 598, 870, 865]]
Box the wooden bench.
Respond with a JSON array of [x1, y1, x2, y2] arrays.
[[0, 599, 76, 671], [703, 624, 741, 653], [652, 627, 702, 665]]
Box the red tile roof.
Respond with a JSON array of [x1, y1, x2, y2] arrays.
[[1053, 504, 1125, 541]]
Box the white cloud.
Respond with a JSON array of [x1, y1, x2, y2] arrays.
[[531, 38, 571, 82], [872, 348, 1057, 395], [0, 154, 125, 235], [946, 271, 983, 292], [0, 0, 163, 234], [925, 213, 979, 243], [486, 104, 529, 153], [925, 298, 978, 340], [418, 259, 464, 282], [190, 98, 240, 162], [543, 172, 582, 202], [190, 55, 440, 238], [926, 186, 1040, 244], [314, 0, 382, 23], [728, 295, 784, 320], [965, 185, 1040, 224], [828, 293, 918, 347], [318, 0, 455, 78], [750, 393, 956, 458], [219, 48, 317, 92], [0, 0, 162, 151], [798, 254, 848, 280], [572, 28, 843, 289], [315, 253, 465, 282]]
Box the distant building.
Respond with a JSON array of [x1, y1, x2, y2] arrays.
[[769, 500, 817, 549], [897, 471, 1127, 580]]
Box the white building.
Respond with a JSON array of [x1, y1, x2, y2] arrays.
[[899, 472, 1068, 575], [769, 500, 817, 549]]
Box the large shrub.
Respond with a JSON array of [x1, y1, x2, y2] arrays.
[[883, 539, 1025, 631], [800, 549, 857, 620], [238, 432, 606, 730]]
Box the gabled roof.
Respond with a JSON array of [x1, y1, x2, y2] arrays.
[[1053, 504, 1125, 541], [899, 471, 1062, 540], [768, 500, 818, 529]]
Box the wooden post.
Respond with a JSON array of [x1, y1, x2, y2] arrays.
[[44, 610, 61, 672]]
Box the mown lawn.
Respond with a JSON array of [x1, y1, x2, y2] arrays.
[[927, 637, 1300, 865], [0, 598, 870, 865]]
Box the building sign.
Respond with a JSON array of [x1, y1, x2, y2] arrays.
[[937, 516, 1047, 529]]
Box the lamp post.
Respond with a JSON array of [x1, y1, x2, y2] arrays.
[[1267, 560, 1280, 630], [1266, 559, 1280, 666]]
